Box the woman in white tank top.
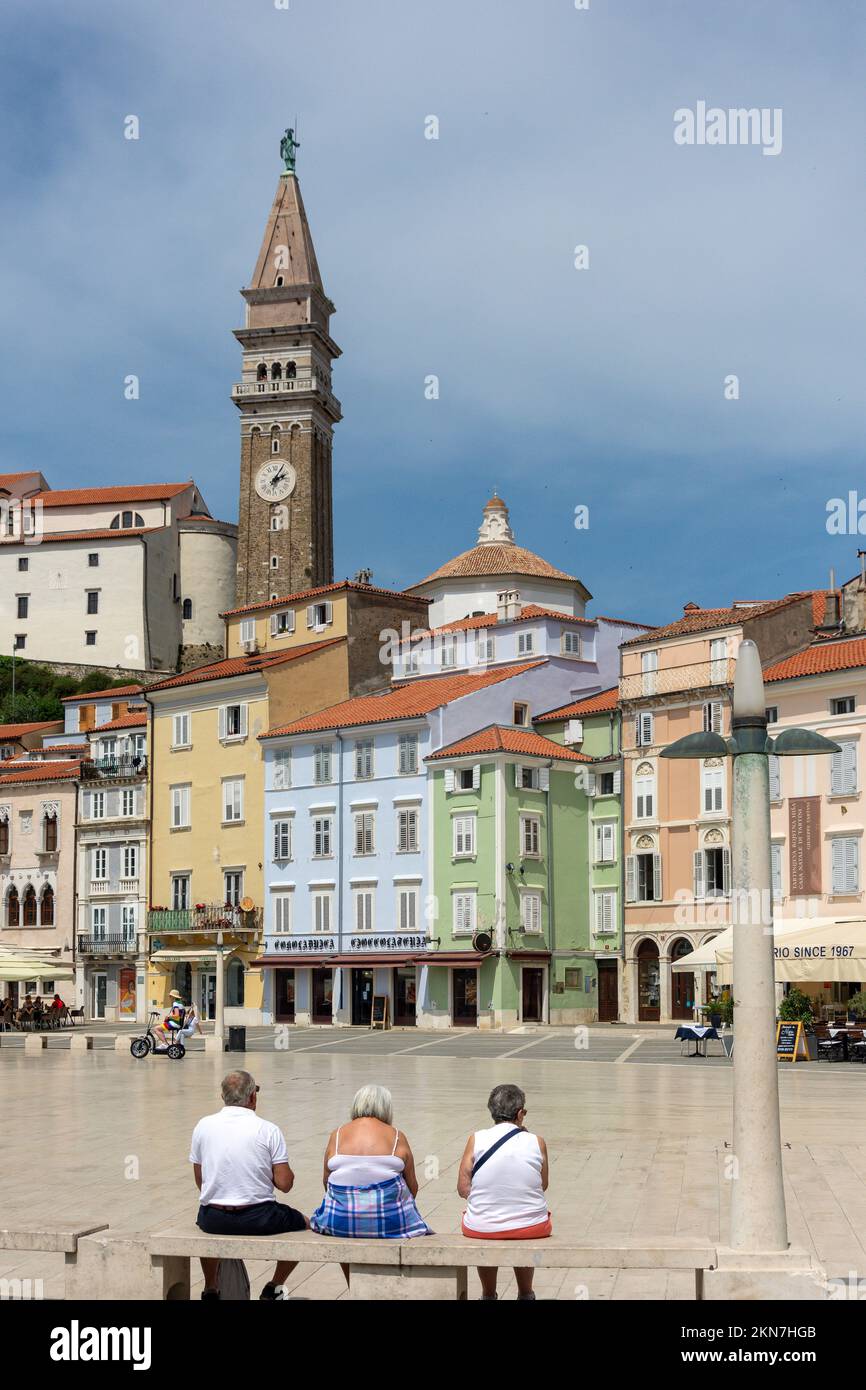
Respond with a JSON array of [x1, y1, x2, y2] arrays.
[[457, 1083, 550, 1301]]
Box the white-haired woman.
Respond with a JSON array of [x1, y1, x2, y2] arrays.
[[311, 1085, 431, 1257]]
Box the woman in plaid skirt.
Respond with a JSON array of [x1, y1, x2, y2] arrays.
[[311, 1085, 431, 1260]]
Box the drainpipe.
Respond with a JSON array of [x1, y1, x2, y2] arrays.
[[336, 730, 344, 1019], [144, 692, 155, 1018], [545, 758, 554, 1025], [72, 770, 80, 1008], [617, 708, 627, 1020]]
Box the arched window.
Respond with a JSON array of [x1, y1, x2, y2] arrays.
[[285, 360, 297, 379], [122, 511, 133, 528], [22, 886, 37, 926], [7, 887, 19, 926], [275, 275, 284, 286], [271, 362, 282, 381], [0, 817, 8, 856], [227, 959, 245, 1008], [43, 812, 58, 853], [134, 512, 144, 526], [182, 598, 193, 621], [270, 428, 281, 455], [40, 886, 54, 927], [256, 363, 268, 381]]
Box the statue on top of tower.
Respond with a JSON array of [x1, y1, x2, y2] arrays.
[[280, 127, 300, 173]]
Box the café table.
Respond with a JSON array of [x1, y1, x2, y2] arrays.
[[675, 1025, 720, 1058]]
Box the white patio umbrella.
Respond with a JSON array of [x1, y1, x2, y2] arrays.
[[714, 918, 866, 985]]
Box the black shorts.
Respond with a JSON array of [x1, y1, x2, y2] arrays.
[[197, 1200, 307, 1237]]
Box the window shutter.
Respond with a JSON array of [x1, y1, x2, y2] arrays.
[[652, 852, 662, 901], [846, 837, 859, 893], [625, 854, 637, 903], [693, 849, 705, 900], [444, 769, 455, 793], [239, 704, 248, 737], [722, 846, 732, 896], [613, 770, 622, 795], [472, 764, 481, 790], [771, 844, 782, 899], [603, 893, 614, 933], [831, 838, 843, 894], [594, 824, 603, 861], [218, 706, 227, 740], [634, 714, 641, 746], [306, 605, 316, 629], [586, 773, 596, 797], [539, 767, 550, 792], [270, 613, 278, 637], [768, 755, 781, 801], [845, 742, 858, 793], [324, 601, 333, 624], [514, 764, 523, 787]]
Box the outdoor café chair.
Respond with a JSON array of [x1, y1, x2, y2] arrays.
[[815, 1026, 845, 1062]]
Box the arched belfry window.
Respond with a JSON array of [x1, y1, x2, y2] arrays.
[[285, 360, 297, 379], [182, 599, 193, 621], [256, 363, 268, 381], [271, 362, 282, 381]]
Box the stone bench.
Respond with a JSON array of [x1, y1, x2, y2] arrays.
[[0, 1222, 108, 1254], [146, 1226, 720, 1301]]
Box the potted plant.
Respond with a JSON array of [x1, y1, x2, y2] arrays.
[[847, 990, 866, 1023], [714, 992, 734, 1028]]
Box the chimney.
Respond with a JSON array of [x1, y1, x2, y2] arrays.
[[497, 590, 508, 623], [507, 589, 521, 621]]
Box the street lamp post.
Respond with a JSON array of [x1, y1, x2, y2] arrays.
[[661, 639, 839, 1259]]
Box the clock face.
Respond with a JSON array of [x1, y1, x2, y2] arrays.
[[255, 461, 296, 502]]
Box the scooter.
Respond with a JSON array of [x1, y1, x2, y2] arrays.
[[129, 1010, 186, 1061]]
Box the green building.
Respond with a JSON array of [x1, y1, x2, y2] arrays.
[[422, 722, 596, 1029]]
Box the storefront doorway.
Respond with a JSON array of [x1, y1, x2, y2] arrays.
[[598, 960, 618, 1021], [453, 968, 478, 1026], [92, 972, 107, 1020], [351, 968, 374, 1025], [637, 940, 660, 1022], [521, 968, 544, 1023], [199, 972, 216, 1021], [275, 969, 295, 1023], [311, 968, 333, 1024], [392, 967, 416, 1026], [671, 939, 695, 1020]]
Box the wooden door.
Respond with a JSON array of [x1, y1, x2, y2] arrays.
[[597, 961, 618, 1021], [521, 968, 544, 1022]]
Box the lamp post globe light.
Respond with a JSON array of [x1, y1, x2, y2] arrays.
[[661, 640, 840, 1259]]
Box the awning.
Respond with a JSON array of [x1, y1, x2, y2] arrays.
[[250, 956, 336, 969], [415, 952, 493, 967], [714, 918, 866, 984], [671, 929, 733, 972], [508, 950, 552, 961], [150, 948, 236, 964], [331, 954, 417, 967], [0, 962, 75, 982]]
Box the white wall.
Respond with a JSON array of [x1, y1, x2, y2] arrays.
[[180, 527, 237, 649], [423, 577, 585, 628]]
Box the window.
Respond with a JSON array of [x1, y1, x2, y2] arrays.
[[635, 711, 654, 747], [831, 696, 856, 716], [701, 760, 725, 814], [223, 778, 244, 823], [16, 595, 28, 620], [354, 812, 375, 855], [593, 891, 616, 935], [710, 638, 727, 682], [220, 704, 247, 741], [830, 741, 858, 796], [626, 851, 661, 902], [831, 837, 860, 894], [598, 771, 616, 796], [768, 754, 781, 801], [182, 598, 193, 621], [13, 635, 25, 650], [172, 875, 191, 910], [517, 633, 534, 655], [121, 788, 136, 817], [703, 701, 723, 734], [398, 733, 419, 775], [453, 891, 477, 935], [771, 843, 783, 901], [694, 846, 731, 898], [273, 749, 291, 790], [314, 744, 333, 785], [91, 906, 107, 939], [397, 886, 419, 931], [121, 905, 137, 939], [90, 791, 106, 820], [520, 815, 541, 858], [270, 556, 279, 570], [515, 765, 544, 791], [562, 631, 581, 656], [85, 631, 97, 646], [354, 888, 374, 932], [634, 764, 655, 820], [457, 767, 478, 791], [520, 891, 542, 934], [92, 848, 108, 880], [172, 713, 191, 748], [312, 891, 333, 933], [224, 871, 243, 906], [273, 892, 292, 933], [86, 591, 99, 615], [273, 818, 292, 861], [440, 638, 457, 669], [641, 649, 658, 695], [513, 703, 528, 727], [239, 618, 256, 645], [6, 887, 18, 925], [313, 816, 333, 857], [270, 609, 295, 637], [306, 601, 333, 629], [355, 739, 374, 780], [475, 633, 495, 664], [17, 558, 28, 572], [122, 845, 138, 879], [453, 815, 476, 858], [565, 967, 583, 990], [40, 887, 54, 927], [171, 785, 191, 829], [397, 808, 419, 852], [594, 821, 616, 863], [765, 706, 778, 725], [0, 819, 8, 855]]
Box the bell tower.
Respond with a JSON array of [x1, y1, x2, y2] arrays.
[[233, 132, 341, 606]]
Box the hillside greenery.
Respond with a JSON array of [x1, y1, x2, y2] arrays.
[[0, 657, 135, 727]]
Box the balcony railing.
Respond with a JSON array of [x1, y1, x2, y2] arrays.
[[231, 376, 316, 398], [81, 756, 147, 780], [620, 658, 735, 701], [146, 903, 263, 934], [78, 934, 137, 956]]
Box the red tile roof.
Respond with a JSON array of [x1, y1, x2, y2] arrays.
[[36, 483, 190, 508], [145, 639, 345, 692], [221, 580, 429, 619], [763, 638, 866, 683], [0, 760, 80, 786], [427, 724, 592, 762], [412, 543, 581, 588], [0, 721, 63, 739], [0, 528, 163, 547], [263, 660, 546, 738], [93, 711, 147, 730], [536, 687, 619, 722], [594, 615, 654, 630], [434, 605, 596, 635], [30, 743, 88, 753], [61, 684, 143, 703], [620, 594, 811, 647]]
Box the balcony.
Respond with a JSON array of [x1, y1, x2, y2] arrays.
[[620, 658, 735, 701], [81, 756, 147, 780], [78, 934, 136, 956], [231, 376, 316, 399], [146, 903, 263, 935]]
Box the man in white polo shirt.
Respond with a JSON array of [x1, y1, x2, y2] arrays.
[[190, 1069, 308, 1301]]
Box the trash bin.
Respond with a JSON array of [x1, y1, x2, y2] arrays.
[[226, 1026, 246, 1052]]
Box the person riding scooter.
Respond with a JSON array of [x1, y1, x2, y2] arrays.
[[154, 990, 187, 1051]]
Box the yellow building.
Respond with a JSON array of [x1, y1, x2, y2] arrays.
[[145, 581, 429, 1029]]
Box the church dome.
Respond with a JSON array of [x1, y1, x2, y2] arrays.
[[411, 493, 580, 587]]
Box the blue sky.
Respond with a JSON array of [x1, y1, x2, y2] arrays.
[[0, 0, 863, 625]]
